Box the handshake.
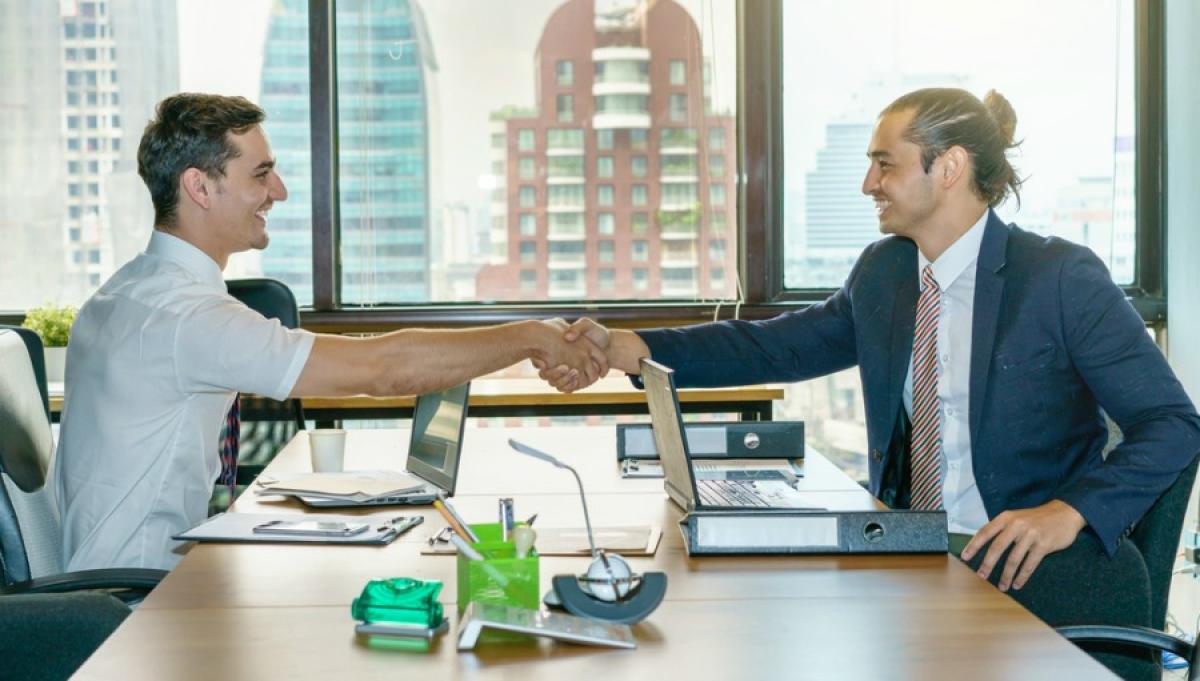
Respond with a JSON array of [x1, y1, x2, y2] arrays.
[[530, 317, 641, 394]]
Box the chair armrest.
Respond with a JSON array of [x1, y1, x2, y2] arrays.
[[1, 568, 167, 597], [1056, 624, 1192, 659]]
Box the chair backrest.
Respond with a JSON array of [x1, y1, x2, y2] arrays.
[[0, 330, 63, 584], [1130, 454, 1200, 631], [0, 326, 49, 422], [226, 277, 301, 329]]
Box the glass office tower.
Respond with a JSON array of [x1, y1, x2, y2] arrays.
[[260, 0, 437, 305]]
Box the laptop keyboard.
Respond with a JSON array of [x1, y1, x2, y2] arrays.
[[697, 480, 770, 508]]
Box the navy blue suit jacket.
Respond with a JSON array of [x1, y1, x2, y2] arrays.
[[638, 211, 1200, 555]]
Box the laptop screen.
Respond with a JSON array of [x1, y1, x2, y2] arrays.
[[640, 359, 699, 510], [406, 382, 470, 495]]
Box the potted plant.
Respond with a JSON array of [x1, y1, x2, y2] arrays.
[[22, 303, 77, 384]]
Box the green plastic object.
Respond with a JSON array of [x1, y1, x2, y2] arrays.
[[456, 523, 539, 615], [351, 577, 444, 629]]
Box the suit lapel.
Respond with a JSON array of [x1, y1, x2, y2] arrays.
[[968, 211, 1010, 447]]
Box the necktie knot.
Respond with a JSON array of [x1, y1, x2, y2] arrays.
[[921, 265, 939, 292]]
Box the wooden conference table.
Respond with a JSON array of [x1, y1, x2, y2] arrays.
[[74, 427, 1111, 680], [50, 376, 783, 422]]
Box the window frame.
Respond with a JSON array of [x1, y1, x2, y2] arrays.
[[5, 0, 1161, 330]]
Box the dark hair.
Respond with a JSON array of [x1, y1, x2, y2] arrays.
[[137, 93, 266, 228], [881, 88, 1023, 207]]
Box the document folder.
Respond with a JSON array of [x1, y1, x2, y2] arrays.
[[680, 510, 947, 555]]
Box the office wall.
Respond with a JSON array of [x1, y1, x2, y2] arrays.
[[1166, 0, 1200, 401]]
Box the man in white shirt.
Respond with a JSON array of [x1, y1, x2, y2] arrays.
[[538, 88, 1200, 680], [54, 93, 603, 572]]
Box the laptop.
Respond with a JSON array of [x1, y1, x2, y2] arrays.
[[292, 382, 470, 507], [641, 359, 817, 512]]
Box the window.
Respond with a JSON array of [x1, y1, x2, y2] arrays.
[[709, 184, 725, 206], [596, 129, 614, 151], [518, 213, 536, 236], [518, 128, 535, 151], [518, 157, 535, 179], [710, 210, 728, 232], [597, 184, 613, 207], [519, 186, 536, 208], [548, 184, 584, 208], [597, 212, 615, 235], [670, 59, 686, 86], [556, 94, 573, 122], [780, 0, 1137, 289], [630, 129, 648, 150], [709, 239, 726, 262], [631, 155, 647, 177], [633, 267, 648, 291], [709, 153, 725, 178], [596, 155, 613, 178], [632, 240, 649, 261], [556, 60, 574, 87], [669, 94, 687, 122], [631, 184, 648, 206], [519, 241, 536, 264], [710, 267, 725, 289], [598, 268, 615, 290], [598, 241, 614, 263], [708, 126, 725, 150], [88, 249, 100, 264], [631, 212, 649, 234]]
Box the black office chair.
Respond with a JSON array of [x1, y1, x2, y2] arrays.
[[1057, 455, 1200, 680], [224, 278, 307, 486], [0, 329, 166, 680]]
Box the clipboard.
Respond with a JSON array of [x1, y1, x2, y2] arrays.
[[175, 512, 422, 545]]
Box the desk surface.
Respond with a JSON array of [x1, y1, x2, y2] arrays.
[[74, 427, 1111, 680], [49, 376, 783, 414]]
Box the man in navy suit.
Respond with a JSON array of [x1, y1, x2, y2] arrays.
[[541, 88, 1199, 676]]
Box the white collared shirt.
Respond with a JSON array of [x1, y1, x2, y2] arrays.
[[54, 231, 315, 571], [902, 210, 989, 534]]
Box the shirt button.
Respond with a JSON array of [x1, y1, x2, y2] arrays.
[[940, 353, 950, 364], [945, 406, 956, 417]]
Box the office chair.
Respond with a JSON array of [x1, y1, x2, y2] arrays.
[[1056, 455, 1200, 680], [225, 278, 307, 486], [0, 329, 166, 680]]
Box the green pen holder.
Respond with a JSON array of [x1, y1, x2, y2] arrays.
[[456, 523, 539, 616]]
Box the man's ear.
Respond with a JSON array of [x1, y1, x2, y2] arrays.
[[179, 168, 212, 210], [939, 146, 970, 189]]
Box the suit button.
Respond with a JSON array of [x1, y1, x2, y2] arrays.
[[871, 448, 882, 462]]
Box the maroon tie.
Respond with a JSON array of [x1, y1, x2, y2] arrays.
[[910, 265, 943, 510], [217, 395, 240, 500]]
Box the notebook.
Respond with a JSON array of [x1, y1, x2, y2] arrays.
[[641, 359, 819, 512], [256, 382, 470, 507]]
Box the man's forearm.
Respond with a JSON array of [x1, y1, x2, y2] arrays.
[[609, 329, 651, 374]]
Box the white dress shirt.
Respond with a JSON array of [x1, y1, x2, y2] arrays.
[[54, 231, 315, 570], [903, 210, 989, 535]]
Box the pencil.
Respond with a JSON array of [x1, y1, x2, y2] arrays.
[[432, 499, 479, 543]]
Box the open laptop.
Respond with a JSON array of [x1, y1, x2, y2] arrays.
[[293, 382, 470, 507], [641, 359, 818, 511]]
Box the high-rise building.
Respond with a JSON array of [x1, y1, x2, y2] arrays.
[[476, 0, 736, 301], [0, 0, 177, 308], [260, 0, 438, 305]]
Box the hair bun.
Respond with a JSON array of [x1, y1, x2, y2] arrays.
[[983, 89, 1017, 145]]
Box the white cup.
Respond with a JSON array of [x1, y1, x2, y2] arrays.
[[308, 429, 347, 472]]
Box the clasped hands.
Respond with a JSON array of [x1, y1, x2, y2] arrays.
[[531, 318, 611, 393]]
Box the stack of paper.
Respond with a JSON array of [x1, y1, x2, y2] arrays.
[[255, 471, 427, 504]]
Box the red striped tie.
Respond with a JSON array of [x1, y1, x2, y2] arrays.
[[910, 265, 943, 511]]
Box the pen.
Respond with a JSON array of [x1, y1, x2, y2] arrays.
[[432, 499, 476, 542], [499, 498, 514, 542], [525, 513, 538, 527]]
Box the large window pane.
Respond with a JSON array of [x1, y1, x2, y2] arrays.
[[343, 0, 736, 304], [782, 0, 1136, 290], [0, 0, 310, 309]]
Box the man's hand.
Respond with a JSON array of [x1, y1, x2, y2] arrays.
[[530, 318, 607, 390], [534, 318, 611, 393], [960, 499, 1087, 592]]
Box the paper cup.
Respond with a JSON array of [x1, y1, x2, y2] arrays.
[[308, 429, 347, 472]]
